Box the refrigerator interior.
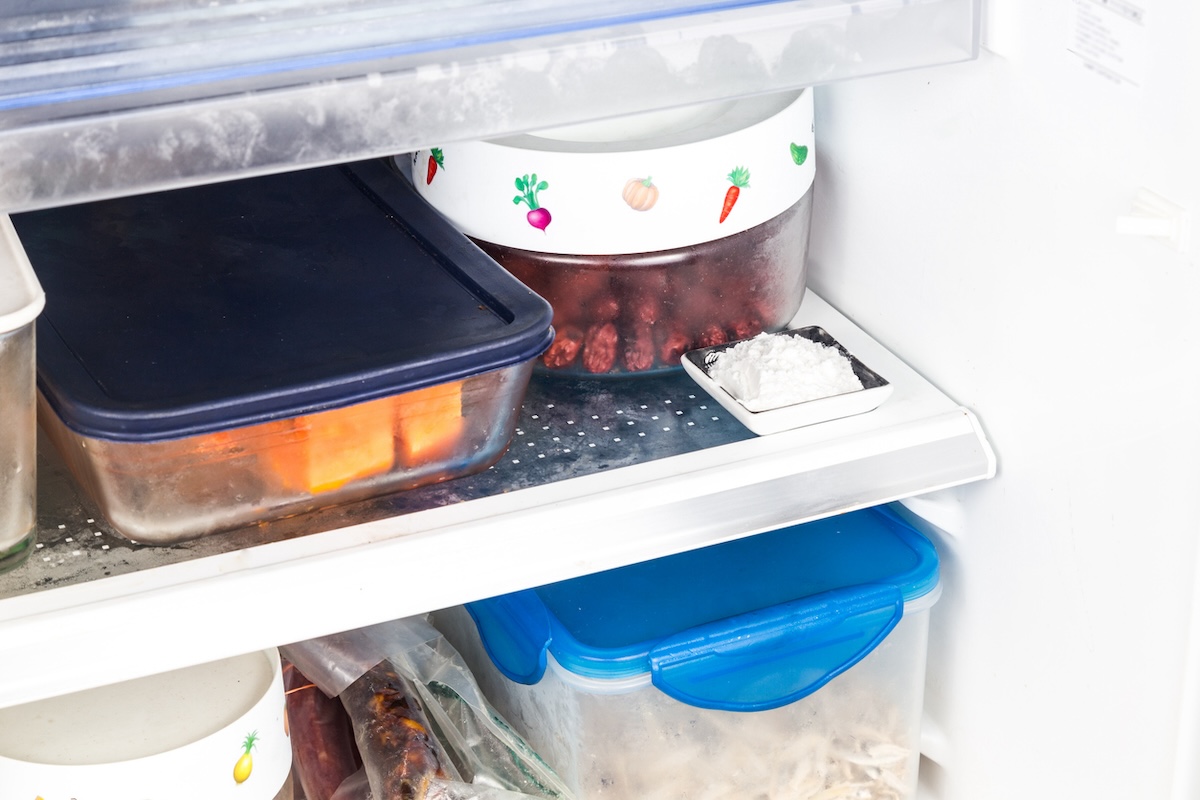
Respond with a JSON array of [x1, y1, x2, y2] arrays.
[[808, 2, 1199, 798], [1, 0, 1196, 797]]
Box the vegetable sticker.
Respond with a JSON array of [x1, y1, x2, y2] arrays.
[[513, 173, 551, 231], [425, 148, 444, 184], [233, 730, 259, 784], [790, 143, 809, 166], [719, 167, 750, 223], [622, 176, 659, 211]]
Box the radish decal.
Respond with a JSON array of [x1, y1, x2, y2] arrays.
[[513, 173, 551, 231], [719, 166, 750, 223], [426, 148, 444, 184]]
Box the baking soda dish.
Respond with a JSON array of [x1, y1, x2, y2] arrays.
[[410, 89, 814, 376], [433, 505, 941, 800], [14, 160, 553, 544], [0, 648, 292, 799], [681, 326, 894, 434]]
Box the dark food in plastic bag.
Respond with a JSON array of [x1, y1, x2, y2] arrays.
[[285, 660, 362, 800], [343, 662, 452, 800], [281, 616, 573, 800]]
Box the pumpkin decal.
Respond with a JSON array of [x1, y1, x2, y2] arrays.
[[622, 177, 659, 211]]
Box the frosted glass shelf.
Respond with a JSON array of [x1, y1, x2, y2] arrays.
[[0, 291, 995, 710], [0, 0, 978, 213]]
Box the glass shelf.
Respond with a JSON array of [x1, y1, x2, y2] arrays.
[[0, 0, 978, 213], [0, 290, 995, 710]]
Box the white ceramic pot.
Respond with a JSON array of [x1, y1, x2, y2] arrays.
[[0, 648, 293, 799], [409, 90, 815, 375]]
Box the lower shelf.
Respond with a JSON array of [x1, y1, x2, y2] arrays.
[[0, 291, 994, 710]]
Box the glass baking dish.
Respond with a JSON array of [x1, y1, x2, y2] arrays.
[[15, 160, 552, 543]]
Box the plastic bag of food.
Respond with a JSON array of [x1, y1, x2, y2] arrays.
[[284, 658, 362, 800], [329, 767, 565, 800], [282, 616, 572, 800]]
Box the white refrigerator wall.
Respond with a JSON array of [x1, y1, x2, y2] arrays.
[[807, 2, 1199, 799]]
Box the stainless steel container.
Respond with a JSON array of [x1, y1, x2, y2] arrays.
[[0, 215, 44, 574]]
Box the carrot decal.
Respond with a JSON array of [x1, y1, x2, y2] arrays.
[[720, 167, 749, 223], [426, 148, 444, 184], [513, 173, 551, 231]]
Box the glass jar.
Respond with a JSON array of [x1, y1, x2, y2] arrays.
[[478, 193, 810, 374]]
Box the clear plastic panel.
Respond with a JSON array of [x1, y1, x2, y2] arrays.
[[1, 0, 883, 113], [0, 0, 978, 213]]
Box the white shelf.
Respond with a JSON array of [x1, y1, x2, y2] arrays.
[[0, 291, 994, 710], [0, 0, 978, 214]]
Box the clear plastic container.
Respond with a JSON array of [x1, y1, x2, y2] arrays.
[[434, 506, 941, 800], [412, 90, 815, 376], [15, 161, 552, 544], [0, 215, 44, 573]]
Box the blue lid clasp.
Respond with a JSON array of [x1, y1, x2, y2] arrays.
[[649, 583, 904, 712]]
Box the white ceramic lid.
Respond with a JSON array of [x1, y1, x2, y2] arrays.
[[0, 214, 45, 334], [0, 648, 291, 799], [410, 89, 814, 255]]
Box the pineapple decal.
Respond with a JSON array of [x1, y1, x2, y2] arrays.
[[233, 730, 258, 784]]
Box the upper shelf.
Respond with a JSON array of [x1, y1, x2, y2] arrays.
[[0, 290, 995, 711], [0, 0, 978, 214]]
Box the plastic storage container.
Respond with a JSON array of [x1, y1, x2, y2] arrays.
[[434, 505, 941, 800], [0, 215, 44, 573], [0, 648, 292, 799], [410, 90, 814, 376], [13, 160, 553, 544]]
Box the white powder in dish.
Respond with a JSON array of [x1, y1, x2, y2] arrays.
[[706, 332, 864, 412]]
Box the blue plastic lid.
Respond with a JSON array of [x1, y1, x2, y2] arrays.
[[14, 160, 554, 441], [466, 505, 939, 712]]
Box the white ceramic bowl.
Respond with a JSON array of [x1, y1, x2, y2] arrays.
[[0, 649, 292, 799], [408, 90, 815, 255]]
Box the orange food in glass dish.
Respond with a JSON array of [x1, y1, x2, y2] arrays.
[[262, 396, 397, 495]]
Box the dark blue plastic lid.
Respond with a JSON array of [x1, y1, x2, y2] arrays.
[[14, 160, 554, 442], [466, 505, 939, 711]]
